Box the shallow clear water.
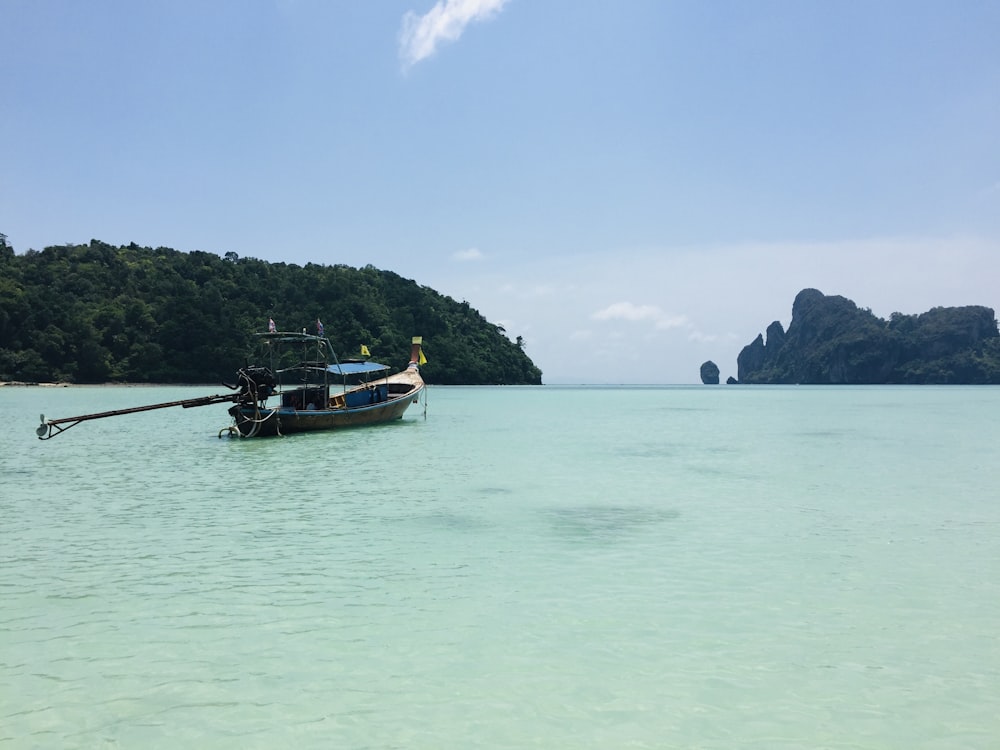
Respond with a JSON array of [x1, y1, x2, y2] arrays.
[[2, 385, 999, 748]]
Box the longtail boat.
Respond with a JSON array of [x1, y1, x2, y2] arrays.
[[37, 331, 426, 440]]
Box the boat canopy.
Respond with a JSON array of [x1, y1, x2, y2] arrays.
[[326, 361, 390, 377], [256, 331, 325, 343]]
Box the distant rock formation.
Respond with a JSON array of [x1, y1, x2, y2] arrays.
[[726, 376, 738, 385], [700, 360, 720, 384], [736, 289, 1000, 384], [736, 320, 789, 383]]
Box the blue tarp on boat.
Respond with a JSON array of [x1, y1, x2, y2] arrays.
[[326, 361, 390, 377], [344, 384, 389, 407]]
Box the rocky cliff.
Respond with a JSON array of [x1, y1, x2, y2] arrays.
[[737, 289, 1000, 384], [700, 360, 720, 384]]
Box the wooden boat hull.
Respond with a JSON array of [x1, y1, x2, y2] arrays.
[[228, 368, 424, 437]]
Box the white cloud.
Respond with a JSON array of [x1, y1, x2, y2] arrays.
[[399, 0, 510, 70], [452, 247, 484, 261], [687, 330, 718, 343], [591, 302, 688, 331]]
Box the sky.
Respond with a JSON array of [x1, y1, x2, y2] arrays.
[[2, 0, 999, 383]]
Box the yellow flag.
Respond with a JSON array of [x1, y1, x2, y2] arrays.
[[360, 344, 371, 357], [418, 349, 427, 365]]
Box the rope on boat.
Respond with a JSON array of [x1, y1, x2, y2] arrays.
[[219, 401, 277, 438], [244, 406, 277, 438]]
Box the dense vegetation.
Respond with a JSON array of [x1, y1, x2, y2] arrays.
[[737, 288, 1000, 384], [0, 236, 542, 385]]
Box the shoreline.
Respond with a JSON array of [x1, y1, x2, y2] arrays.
[[1, 381, 218, 388], [1, 381, 70, 387]]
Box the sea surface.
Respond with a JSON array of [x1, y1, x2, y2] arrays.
[[2, 384, 999, 749]]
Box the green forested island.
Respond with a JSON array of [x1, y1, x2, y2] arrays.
[[0, 236, 542, 385], [736, 288, 1000, 384]]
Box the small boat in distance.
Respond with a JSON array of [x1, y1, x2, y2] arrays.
[[225, 331, 425, 438], [36, 331, 426, 440]]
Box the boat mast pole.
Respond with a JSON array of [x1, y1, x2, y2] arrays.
[[324, 334, 346, 399]]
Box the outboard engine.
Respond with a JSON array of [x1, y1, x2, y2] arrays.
[[235, 366, 276, 404]]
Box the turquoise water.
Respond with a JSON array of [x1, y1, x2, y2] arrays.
[[2, 385, 999, 749]]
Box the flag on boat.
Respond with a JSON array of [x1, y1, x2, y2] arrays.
[[360, 344, 371, 357], [419, 349, 427, 365], [268, 318, 276, 333], [317, 319, 325, 336]]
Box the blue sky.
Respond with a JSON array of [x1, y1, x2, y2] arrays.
[[3, 0, 999, 383]]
